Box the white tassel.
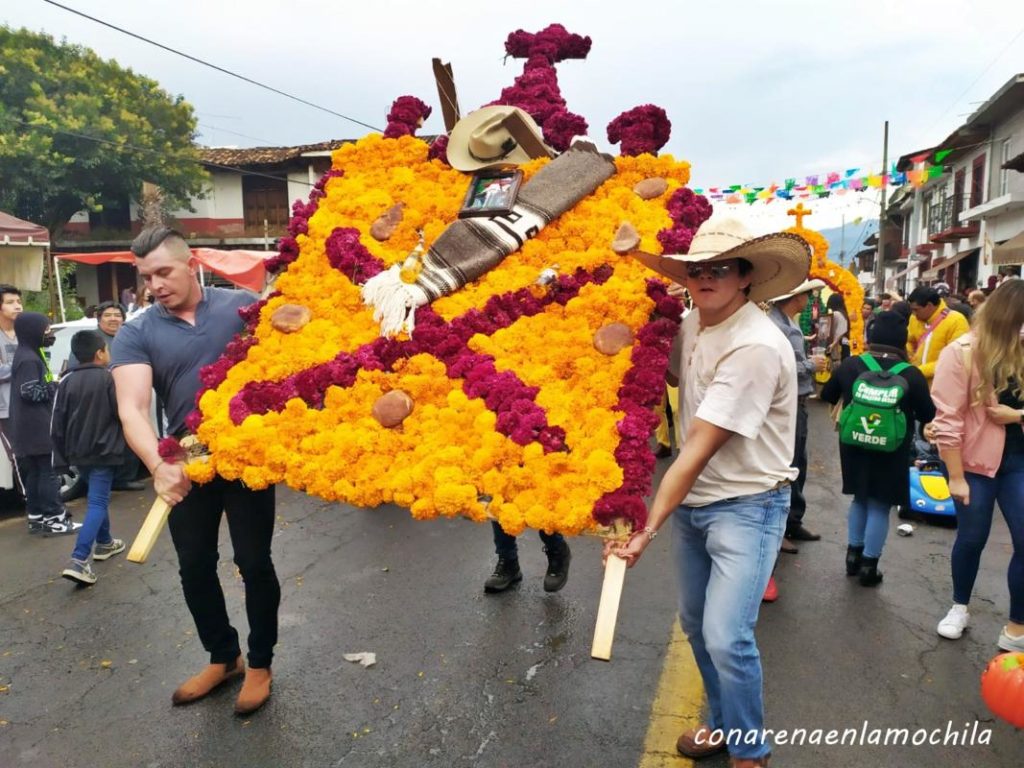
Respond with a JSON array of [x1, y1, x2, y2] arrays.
[[361, 265, 428, 337]]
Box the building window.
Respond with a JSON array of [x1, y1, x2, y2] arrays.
[[242, 175, 289, 234], [970, 154, 986, 208], [1001, 139, 1012, 197]]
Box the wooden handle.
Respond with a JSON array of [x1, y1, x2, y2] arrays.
[[126, 496, 173, 564], [432, 57, 460, 133], [591, 554, 628, 661]]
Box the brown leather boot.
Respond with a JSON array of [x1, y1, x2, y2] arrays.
[[234, 667, 272, 715], [676, 724, 727, 758], [171, 656, 244, 705]]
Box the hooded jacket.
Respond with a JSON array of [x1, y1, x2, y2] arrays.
[[9, 312, 55, 457], [51, 363, 126, 471]]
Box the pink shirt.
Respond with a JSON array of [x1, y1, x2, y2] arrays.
[[930, 333, 1005, 478]]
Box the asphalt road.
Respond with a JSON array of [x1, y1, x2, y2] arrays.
[[0, 401, 1019, 767]]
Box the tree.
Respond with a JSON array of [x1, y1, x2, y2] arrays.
[[0, 26, 208, 240]]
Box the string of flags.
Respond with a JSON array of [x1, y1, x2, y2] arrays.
[[697, 150, 953, 205]]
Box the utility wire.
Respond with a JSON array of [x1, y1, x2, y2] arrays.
[[41, 0, 384, 134], [916, 21, 1024, 144]]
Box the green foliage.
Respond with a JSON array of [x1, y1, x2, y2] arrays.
[[21, 262, 85, 321], [0, 26, 208, 239]]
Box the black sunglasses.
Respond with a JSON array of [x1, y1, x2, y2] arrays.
[[686, 263, 737, 280]]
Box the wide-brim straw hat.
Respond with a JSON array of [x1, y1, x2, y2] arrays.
[[447, 105, 550, 172], [630, 217, 811, 304], [771, 278, 826, 303]]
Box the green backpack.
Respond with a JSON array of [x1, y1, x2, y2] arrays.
[[838, 354, 911, 452]]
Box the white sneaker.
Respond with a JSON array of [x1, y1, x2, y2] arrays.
[[997, 627, 1024, 653], [937, 604, 970, 639], [93, 538, 125, 561]]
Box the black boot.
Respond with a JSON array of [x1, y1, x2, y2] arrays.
[[858, 556, 883, 587], [484, 556, 522, 594], [845, 545, 864, 576], [543, 541, 572, 593]]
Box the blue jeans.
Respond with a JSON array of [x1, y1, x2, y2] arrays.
[[673, 487, 789, 760], [71, 466, 115, 562], [951, 451, 1024, 623], [847, 495, 891, 559], [490, 521, 563, 558]]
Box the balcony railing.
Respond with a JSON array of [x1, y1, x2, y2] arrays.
[[928, 195, 979, 242]]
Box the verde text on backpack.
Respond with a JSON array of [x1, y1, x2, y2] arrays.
[[838, 354, 910, 453]]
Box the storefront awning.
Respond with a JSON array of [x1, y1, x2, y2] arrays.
[[920, 247, 978, 280], [55, 248, 274, 292], [993, 231, 1024, 265]]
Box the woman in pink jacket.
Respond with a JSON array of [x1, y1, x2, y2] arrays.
[[930, 279, 1024, 650]]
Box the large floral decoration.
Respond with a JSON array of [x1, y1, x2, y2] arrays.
[[786, 207, 865, 354], [187, 26, 705, 537]]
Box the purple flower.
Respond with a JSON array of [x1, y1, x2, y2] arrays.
[[607, 105, 672, 157], [383, 95, 432, 139]]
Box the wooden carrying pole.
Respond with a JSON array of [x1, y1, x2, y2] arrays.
[[591, 554, 628, 661], [126, 497, 172, 563]]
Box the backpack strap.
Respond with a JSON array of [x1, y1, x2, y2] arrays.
[[889, 362, 911, 376], [860, 353, 881, 372]]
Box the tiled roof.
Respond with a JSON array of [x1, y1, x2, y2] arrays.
[[199, 140, 353, 167]]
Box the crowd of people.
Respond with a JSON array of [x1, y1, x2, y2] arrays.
[[0, 219, 1021, 759]]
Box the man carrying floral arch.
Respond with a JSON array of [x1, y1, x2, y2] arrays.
[[112, 227, 281, 716], [608, 217, 810, 768]]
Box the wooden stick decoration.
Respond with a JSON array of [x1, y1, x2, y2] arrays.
[[126, 435, 205, 564], [591, 520, 631, 661]]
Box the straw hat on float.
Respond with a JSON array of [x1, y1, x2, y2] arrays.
[[629, 217, 812, 304], [446, 105, 553, 172]]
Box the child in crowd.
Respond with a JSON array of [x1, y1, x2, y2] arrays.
[[10, 312, 80, 536], [52, 331, 127, 585], [821, 311, 935, 586]]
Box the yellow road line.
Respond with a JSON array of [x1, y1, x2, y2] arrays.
[[638, 623, 703, 768]]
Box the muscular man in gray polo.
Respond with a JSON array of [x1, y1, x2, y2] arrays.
[[111, 227, 279, 715]]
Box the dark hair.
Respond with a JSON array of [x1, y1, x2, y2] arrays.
[[130, 226, 188, 258], [826, 293, 848, 317], [907, 286, 940, 307], [879, 292, 891, 300], [867, 310, 909, 349], [891, 300, 913, 321], [0, 283, 21, 300], [737, 258, 753, 296], [71, 330, 108, 364], [863, 297, 878, 309], [95, 300, 126, 319]]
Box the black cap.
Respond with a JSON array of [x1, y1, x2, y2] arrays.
[[867, 310, 908, 349]]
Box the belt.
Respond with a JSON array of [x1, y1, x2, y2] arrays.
[[772, 479, 792, 491]]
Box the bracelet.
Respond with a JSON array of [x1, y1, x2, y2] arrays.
[[152, 459, 165, 473], [642, 526, 658, 542]]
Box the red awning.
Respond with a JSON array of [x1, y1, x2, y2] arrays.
[[0, 211, 50, 246], [55, 248, 274, 292]]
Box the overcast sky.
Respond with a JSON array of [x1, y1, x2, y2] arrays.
[[5, 0, 1024, 230]]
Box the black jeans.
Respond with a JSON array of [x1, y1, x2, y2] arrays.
[[168, 478, 279, 669], [18, 454, 63, 518], [787, 398, 809, 532], [491, 520, 564, 559]]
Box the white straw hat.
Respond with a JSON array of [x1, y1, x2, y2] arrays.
[[629, 217, 811, 303]]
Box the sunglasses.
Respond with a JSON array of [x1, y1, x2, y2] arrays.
[[685, 263, 737, 280]]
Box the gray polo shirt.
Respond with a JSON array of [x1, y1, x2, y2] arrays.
[[768, 304, 815, 397], [110, 287, 256, 436]]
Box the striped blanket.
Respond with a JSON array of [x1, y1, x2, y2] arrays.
[[362, 139, 617, 336]]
